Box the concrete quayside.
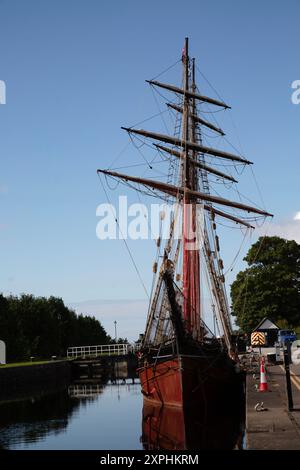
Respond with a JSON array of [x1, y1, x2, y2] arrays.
[[245, 352, 300, 450]]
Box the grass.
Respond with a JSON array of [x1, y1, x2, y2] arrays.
[[0, 359, 64, 368]]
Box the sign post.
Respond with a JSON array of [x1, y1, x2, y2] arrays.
[[251, 332, 265, 347], [283, 342, 293, 411], [0, 340, 6, 365]]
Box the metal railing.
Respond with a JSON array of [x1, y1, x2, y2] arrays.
[[67, 343, 130, 359], [68, 384, 103, 398]]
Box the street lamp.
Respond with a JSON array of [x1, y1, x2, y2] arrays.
[[114, 320, 119, 385], [114, 320, 117, 344]]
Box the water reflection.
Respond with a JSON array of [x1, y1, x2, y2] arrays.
[[0, 370, 244, 450], [141, 401, 244, 450], [68, 383, 104, 399], [0, 378, 143, 450], [0, 389, 80, 449]]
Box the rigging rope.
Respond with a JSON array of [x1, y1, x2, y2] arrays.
[[150, 58, 182, 81], [107, 140, 132, 170], [129, 108, 170, 130], [232, 220, 272, 317], [150, 85, 170, 135], [195, 64, 228, 105], [97, 173, 150, 300], [223, 228, 251, 276], [250, 165, 267, 212]]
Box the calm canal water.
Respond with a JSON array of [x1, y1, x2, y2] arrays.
[[0, 377, 244, 450], [0, 380, 143, 450]]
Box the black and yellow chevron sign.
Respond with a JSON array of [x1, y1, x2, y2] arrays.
[[251, 332, 265, 346]]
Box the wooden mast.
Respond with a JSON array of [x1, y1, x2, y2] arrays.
[[189, 56, 201, 339], [182, 37, 196, 334]]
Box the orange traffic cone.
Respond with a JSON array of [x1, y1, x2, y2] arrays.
[[259, 356, 268, 392]]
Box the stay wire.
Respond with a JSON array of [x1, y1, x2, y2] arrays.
[[150, 85, 170, 135], [150, 58, 181, 81], [129, 108, 170, 130], [234, 220, 272, 312], [223, 228, 251, 276], [97, 173, 150, 300], [107, 139, 132, 170], [250, 166, 267, 211], [195, 64, 227, 105]]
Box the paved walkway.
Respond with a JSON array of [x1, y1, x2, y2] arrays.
[[246, 364, 300, 449]]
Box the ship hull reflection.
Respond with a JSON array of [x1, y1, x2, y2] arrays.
[[142, 399, 244, 450]]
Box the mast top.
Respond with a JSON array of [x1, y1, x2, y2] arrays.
[[100, 38, 271, 231]]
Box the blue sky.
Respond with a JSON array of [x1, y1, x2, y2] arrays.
[[0, 0, 300, 340]]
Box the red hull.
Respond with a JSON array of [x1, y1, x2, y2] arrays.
[[138, 354, 237, 409], [139, 358, 182, 407], [140, 355, 244, 450]]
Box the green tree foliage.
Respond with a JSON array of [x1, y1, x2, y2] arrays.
[[0, 294, 109, 362], [109, 337, 129, 344], [231, 236, 300, 332]]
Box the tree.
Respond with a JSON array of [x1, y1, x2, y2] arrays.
[[109, 337, 129, 344], [0, 294, 110, 361], [0, 294, 29, 360], [231, 236, 300, 332]]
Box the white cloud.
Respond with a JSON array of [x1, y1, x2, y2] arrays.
[[258, 215, 300, 244], [293, 212, 300, 221]]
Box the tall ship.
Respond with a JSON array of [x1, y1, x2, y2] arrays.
[[98, 38, 272, 415]]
